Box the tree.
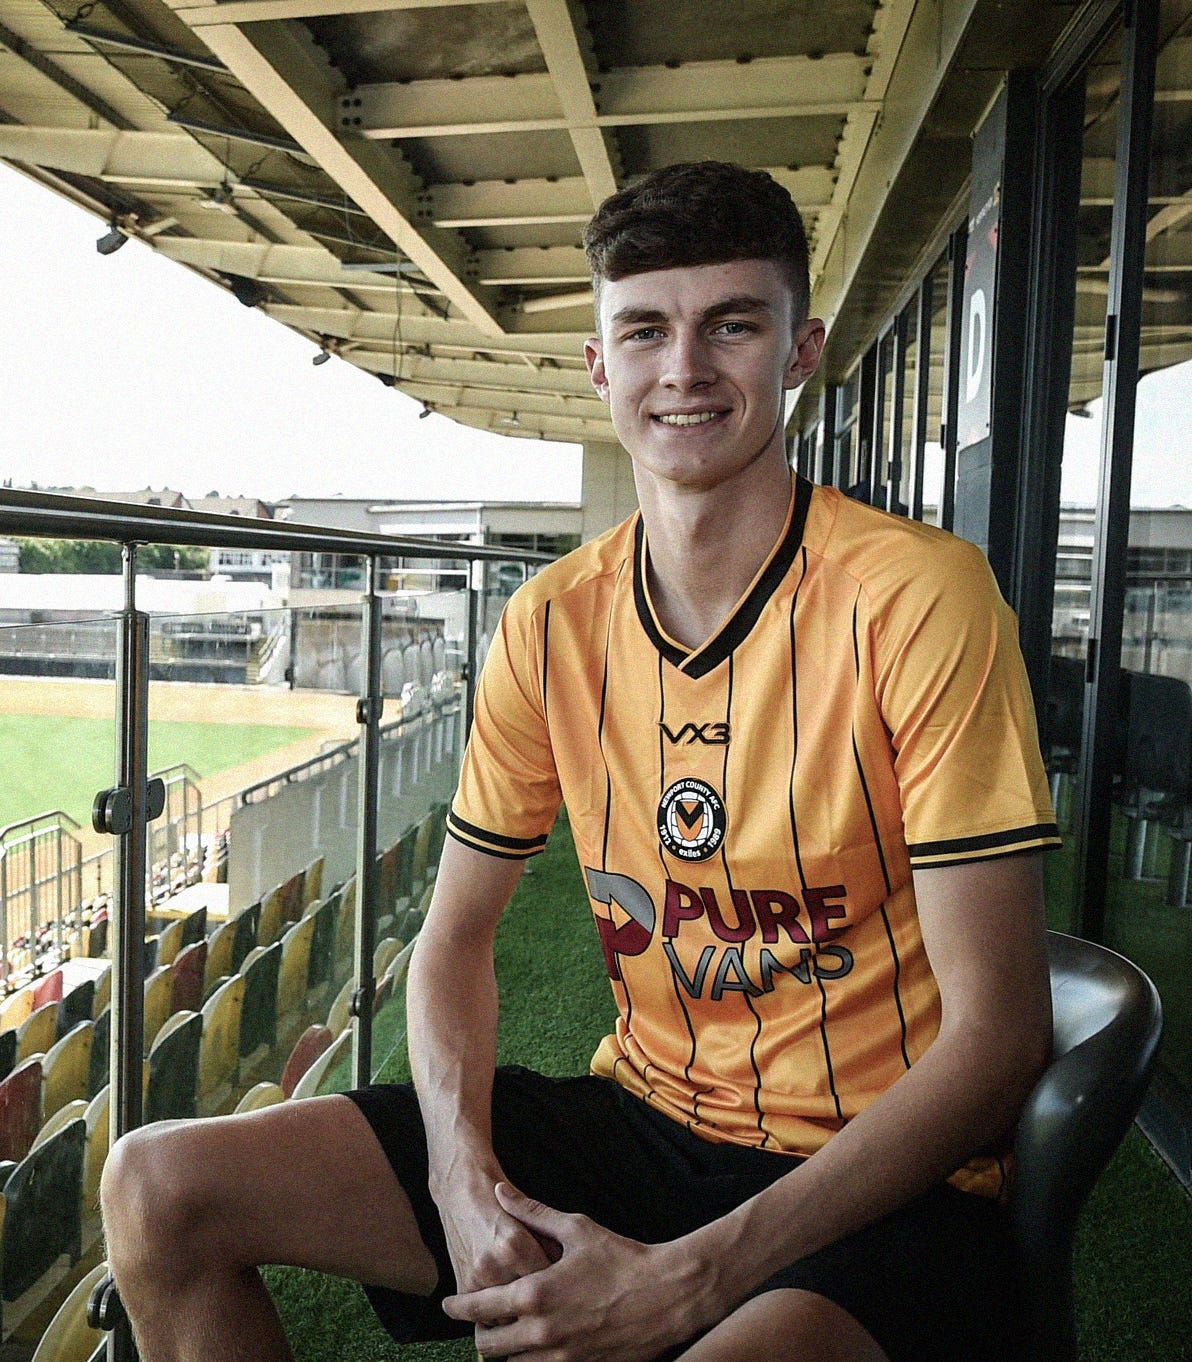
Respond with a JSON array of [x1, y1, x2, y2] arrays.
[[17, 539, 209, 573]]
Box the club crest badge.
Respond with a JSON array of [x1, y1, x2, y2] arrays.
[[657, 777, 727, 861]]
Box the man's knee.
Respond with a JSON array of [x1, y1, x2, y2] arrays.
[[101, 1121, 221, 1279]]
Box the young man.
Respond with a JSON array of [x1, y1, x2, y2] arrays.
[[101, 162, 1059, 1362]]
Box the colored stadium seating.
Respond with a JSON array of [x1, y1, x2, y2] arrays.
[[30, 1100, 87, 1153], [203, 918, 236, 995], [0, 986, 35, 1035], [17, 1002, 59, 1064], [82, 1087, 108, 1222], [42, 1022, 94, 1122], [32, 971, 63, 1010], [334, 879, 356, 973], [325, 979, 352, 1040], [179, 905, 208, 950], [58, 980, 95, 1041], [0, 1059, 43, 1164], [29, 1258, 108, 1362], [277, 916, 316, 1031], [0, 1031, 16, 1086], [302, 856, 324, 912], [198, 974, 245, 1115], [154, 919, 184, 968], [257, 884, 286, 951], [238, 943, 282, 1068], [87, 1009, 109, 1101], [145, 1011, 201, 1124], [1, 1116, 86, 1301], [410, 813, 434, 896], [305, 897, 338, 999], [170, 941, 207, 1015], [280, 1025, 333, 1099], [290, 1027, 352, 1101], [91, 966, 111, 1020], [231, 903, 261, 974], [233, 1082, 285, 1113], [373, 937, 402, 984], [142, 966, 174, 1054]]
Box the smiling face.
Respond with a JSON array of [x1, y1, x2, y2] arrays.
[[585, 259, 823, 497]]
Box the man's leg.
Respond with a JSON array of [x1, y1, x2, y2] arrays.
[[677, 1290, 890, 1362], [101, 1094, 438, 1362]]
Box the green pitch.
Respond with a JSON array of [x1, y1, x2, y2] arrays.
[[0, 714, 317, 831]]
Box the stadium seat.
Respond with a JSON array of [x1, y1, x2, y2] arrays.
[[1010, 932, 1163, 1362], [277, 916, 317, 1030], [1, 1114, 86, 1301], [0, 1029, 17, 1086], [88, 1008, 109, 1100], [280, 1025, 333, 1099], [154, 918, 185, 967], [179, 904, 208, 950], [385, 939, 416, 996], [82, 1086, 109, 1222], [302, 855, 325, 912], [170, 940, 207, 1015], [231, 903, 261, 973], [198, 974, 245, 1115], [334, 878, 357, 973], [0, 1059, 43, 1163], [42, 1022, 95, 1122], [281, 869, 306, 925], [142, 966, 174, 1054], [325, 978, 353, 1040], [234, 1082, 286, 1114], [290, 1027, 352, 1101], [32, 970, 63, 1010], [58, 979, 95, 1040], [395, 830, 416, 910], [373, 937, 403, 984], [145, 1011, 202, 1124], [0, 984, 35, 1035], [91, 965, 111, 1020], [257, 884, 286, 950], [29, 1258, 108, 1362], [142, 937, 158, 976], [410, 812, 434, 895], [17, 1001, 60, 1064], [376, 842, 400, 920], [31, 1099, 88, 1153], [238, 943, 282, 1069], [305, 897, 338, 1000], [204, 918, 237, 995]]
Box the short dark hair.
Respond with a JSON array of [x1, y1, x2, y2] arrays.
[[583, 161, 810, 328]]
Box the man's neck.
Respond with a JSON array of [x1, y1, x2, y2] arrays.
[[636, 446, 795, 653]]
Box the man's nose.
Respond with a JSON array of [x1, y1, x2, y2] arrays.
[[661, 332, 716, 389]]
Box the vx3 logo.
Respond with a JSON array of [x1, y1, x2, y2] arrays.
[[659, 721, 730, 746]]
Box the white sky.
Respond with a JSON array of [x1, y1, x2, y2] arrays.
[[0, 163, 584, 504]]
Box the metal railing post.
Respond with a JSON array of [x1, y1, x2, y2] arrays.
[[352, 558, 383, 1088], [106, 544, 150, 1362], [465, 559, 482, 740]]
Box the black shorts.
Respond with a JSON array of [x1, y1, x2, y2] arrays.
[[346, 1067, 1022, 1362]]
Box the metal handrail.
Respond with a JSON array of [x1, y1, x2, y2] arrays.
[[0, 488, 552, 564]]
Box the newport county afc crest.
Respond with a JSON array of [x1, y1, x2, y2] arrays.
[[657, 778, 727, 862]]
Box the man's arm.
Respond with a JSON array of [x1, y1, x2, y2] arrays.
[[406, 834, 554, 1294], [445, 851, 1052, 1360]]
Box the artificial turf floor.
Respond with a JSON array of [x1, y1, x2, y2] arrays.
[[265, 817, 1192, 1361]]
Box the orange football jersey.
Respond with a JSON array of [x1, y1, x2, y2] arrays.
[[448, 476, 1059, 1195]]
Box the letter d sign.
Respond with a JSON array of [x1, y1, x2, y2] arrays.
[[966, 287, 986, 402]]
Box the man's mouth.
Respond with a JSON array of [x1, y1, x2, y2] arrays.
[[653, 410, 725, 427]]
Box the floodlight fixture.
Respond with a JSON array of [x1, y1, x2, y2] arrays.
[[418, 402, 433, 419], [201, 181, 236, 213], [313, 347, 332, 366], [96, 222, 127, 255]]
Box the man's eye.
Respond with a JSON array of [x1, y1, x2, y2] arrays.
[[715, 321, 752, 336], [627, 327, 663, 341]]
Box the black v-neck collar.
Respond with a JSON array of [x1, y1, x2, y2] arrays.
[[633, 475, 812, 680]]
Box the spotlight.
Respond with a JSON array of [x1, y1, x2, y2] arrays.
[[201, 181, 236, 213], [224, 273, 266, 308], [96, 223, 127, 255], [418, 402, 433, 419], [312, 348, 331, 366]]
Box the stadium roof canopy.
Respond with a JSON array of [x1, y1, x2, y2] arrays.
[[0, 0, 1083, 446]]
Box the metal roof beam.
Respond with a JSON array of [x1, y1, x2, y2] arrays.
[[346, 54, 872, 139], [176, 0, 508, 25], [163, 2, 503, 336], [0, 19, 131, 131], [523, 0, 616, 207], [422, 177, 591, 229], [0, 127, 222, 181], [475, 246, 589, 286]]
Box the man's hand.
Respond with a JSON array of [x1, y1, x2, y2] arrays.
[[436, 1169, 555, 1300], [442, 1183, 719, 1361]]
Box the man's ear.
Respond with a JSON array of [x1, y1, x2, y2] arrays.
[[783, 318, 826, 391], [585, 336, 609, 401]]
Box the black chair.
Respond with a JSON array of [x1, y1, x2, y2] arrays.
[[1010, 931, 1163, 1362]]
